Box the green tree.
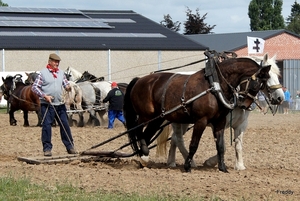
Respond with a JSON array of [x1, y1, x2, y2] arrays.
[[286, 1, 300, 34], [248, 0, 285, 31], [183, 7, 215, 35], [0, 0, 8, 6], [160, 14, 181, 32]]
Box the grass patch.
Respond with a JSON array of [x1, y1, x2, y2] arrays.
[[0, 107, 7, 114], [0, 176, 220, 201]]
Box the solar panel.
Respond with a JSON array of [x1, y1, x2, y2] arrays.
[[0, 20, 112, 28], [0, 7, 81, 14], [0, 31, 166, 38]]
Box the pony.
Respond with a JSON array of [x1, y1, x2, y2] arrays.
[[157, 54, 284, 171], [123, 51, 271, 173], [63, 81, 84, 127], [1, 74, 42, 126]]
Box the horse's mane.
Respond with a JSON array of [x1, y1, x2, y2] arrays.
[[245, 54, 280, 76]]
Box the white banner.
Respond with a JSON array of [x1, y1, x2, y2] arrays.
[[247, 36, 265, 54]]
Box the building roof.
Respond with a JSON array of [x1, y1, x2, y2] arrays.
[[185, 29, 300, 52], [0, 7, 207, 50]]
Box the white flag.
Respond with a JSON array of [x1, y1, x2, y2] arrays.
[[247, 36, 265, 54]]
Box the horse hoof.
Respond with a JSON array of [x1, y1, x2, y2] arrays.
[[218, 166, 229, 173], [139, 155, 149, 167], [184, 164, 191, 172], [167, 162, 176, 168], [234, 164, 246, 171]]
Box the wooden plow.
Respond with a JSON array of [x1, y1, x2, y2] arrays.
[[17, 121, 172, 165]]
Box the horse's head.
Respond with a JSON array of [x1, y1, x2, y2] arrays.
[[235, 59, 271, 109], [25, 72, 38, 85], [1, 75, 14, 100], [64, 66, 83, 82], [252, 54, 284, 105], [77, 71, 98, 82]]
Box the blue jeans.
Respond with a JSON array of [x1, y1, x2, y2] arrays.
[[41, 104, 74, 152], [107, 110, 125, 129]]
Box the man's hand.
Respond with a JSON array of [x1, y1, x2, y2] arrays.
[[44, 95, 53, 103]]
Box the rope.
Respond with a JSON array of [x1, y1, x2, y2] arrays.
[[152, 58, 208, 73], [50, 104, 77, 153]]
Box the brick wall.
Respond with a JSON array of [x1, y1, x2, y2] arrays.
[[235, 33, 300, 60]]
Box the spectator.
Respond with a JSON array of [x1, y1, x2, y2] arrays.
[[282, 86, 290, 114]]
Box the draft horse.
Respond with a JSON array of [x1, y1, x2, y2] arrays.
[[1, 74, 42, 126], [158, 54, 284, 170], [123, 53, 271, 173]]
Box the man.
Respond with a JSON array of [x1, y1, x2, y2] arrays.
[[32, 53, 76, 156], [103, 82, 126, 129]]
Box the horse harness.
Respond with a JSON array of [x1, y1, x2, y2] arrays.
[[159, 50, 268, 117]]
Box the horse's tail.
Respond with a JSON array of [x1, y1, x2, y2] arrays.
[[123, 77, 140, 155], [156, 120, 171, 158]]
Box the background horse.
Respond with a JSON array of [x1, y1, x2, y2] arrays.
[[1, 74, 41, 126], [76, 80, 111, 126], [76, 71, 105, 83], [63, 81, 84, 127], [123, 52, 271, 173], [156, 54, 284, 171], [64, 66, 83, 82]]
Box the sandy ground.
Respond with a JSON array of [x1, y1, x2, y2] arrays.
[[0, 110, 299, 200]]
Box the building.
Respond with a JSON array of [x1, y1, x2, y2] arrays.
[[0, 7, 207, 84], [186, 29, 300, 100]]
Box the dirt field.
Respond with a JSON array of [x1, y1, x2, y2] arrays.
[[0, 111, 299, 200]]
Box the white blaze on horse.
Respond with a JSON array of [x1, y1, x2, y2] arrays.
[[156, 54, 284, 171]]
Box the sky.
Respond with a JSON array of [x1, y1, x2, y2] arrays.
[[5, 0, 297, 34]]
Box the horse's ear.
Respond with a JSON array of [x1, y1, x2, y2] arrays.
[[271, 54, 277, 62], [25, 72, 29, 76], [2, 77, 4, 82], [263, 53, 268, 63]]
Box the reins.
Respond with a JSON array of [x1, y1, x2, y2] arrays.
[[152, 58, 208, 73]]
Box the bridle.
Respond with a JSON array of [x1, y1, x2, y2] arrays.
[[235, 64, 271, 106]]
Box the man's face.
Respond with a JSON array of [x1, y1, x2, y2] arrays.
[[49, 59, 60, 68]]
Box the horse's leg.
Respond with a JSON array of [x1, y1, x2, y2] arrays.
[[212, 120, 228, 173], [68, 113, 74, 126], [184, 120, 207, 172], [77, 112, 84, 127], [87, 109, 100, 126], [23, 110, 29, 127], [167, 123, 196, 168], [36, 110, 42, 127], [138, 118, 165, 166], [167, 129, 178, 168], [97, 109, 106, 126], [234, 130, 246, 170], [9, 108, 17, 126]]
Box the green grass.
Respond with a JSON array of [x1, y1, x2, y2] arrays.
[[0, 107, 7, 114], [0, 176, 222, 201]]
